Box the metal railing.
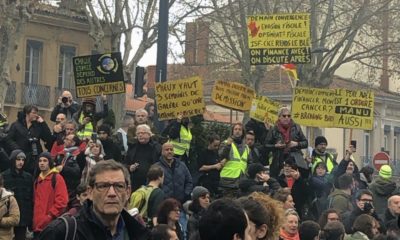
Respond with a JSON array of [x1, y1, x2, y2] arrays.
[[5, 81, 16, 104], [21, 83, 51, 108]]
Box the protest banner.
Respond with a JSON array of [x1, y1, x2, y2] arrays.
[[73, 52, 125, 97], [292, 87, 374, 130], [211, 80, 255, 111], [334, 89, 374, 130], [155, 76, 205, 120], [247, 13, 311, 65], [250, 95, 280, 124]]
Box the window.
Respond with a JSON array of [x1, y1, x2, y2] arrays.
[[25, 40, 43, 85], [58, 46, 76, 89], [384, 135, 388, 151]]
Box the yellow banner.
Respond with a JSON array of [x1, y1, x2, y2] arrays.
[[247, 13, 311, 65], [76, 82, 125, 97], [292, 87, 374, 130], [211, 80, 255, 111], [250, 95, 280, 124], [155, 77, 205, 120]]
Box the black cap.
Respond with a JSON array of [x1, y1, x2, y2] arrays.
[[315, 136, 328, 147], [247, 163, 268, 179]]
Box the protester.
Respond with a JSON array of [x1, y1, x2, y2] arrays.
[[97, 124, 122, 161], [187, 186, 210, 240], [299, 220, 320, 240], [67, 182, 88, 216], [125, 124, 161, 191], [199, 198, 249, 240], [0, 173, 20, 240], [369, 165, 399, 217], [265, 106, 308, 178], [127, 109, 158, 144], [197, 133, 222, 197], [81, 139, 104, 183], [1, 149, 33, 240], [309, 161, 334, 219], [328, 173, 355, 214], [33, 152, 68, 236], [238, 163, 280, 197], [383, 195, 400, 226], [73, 96, 108, 140], [219, 122, 250, 198], [7, 105, 52, 174], [246, 131, 264, 165], [38, 160, 149, 239], [318, 209, 341, 229], [344, 214, 379, 240], [167, 113, 192, 165], [245, 118, 270, 146], [358, 166, 374, 190], [113, 114, 134, 160], [320, 221, 346, 240], [151, 224, 179, 240], [50, 91, 80, 122], [273, 188, 295, 210], [279, 209, 300, 240], [157, 198, 184, 240], [312, 136, 337, 173]]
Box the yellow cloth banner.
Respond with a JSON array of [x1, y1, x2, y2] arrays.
[[292, 87, 374, 130], [250, 95, 280, 124], [211, 80, 255, 111], [155, 76, 205, 120]]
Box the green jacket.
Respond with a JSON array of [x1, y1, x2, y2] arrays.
[[327, 188, 353, 214], [344, 231, 369, 240]]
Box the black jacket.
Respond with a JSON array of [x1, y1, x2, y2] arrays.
[[1, 149, 33, 227], [124, 139, 161, 191], [7, 112, 52, 174], [50, 101, 80, 122], [245, 119, 269, 144], [100, 138, 122, 162], [238, 177, 281, 197], [265, 121, 308, 178], [38, 200, 150, 240]]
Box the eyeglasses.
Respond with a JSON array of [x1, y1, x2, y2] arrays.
[[281, 114, 291, 118], [93, 182, 127, 192]]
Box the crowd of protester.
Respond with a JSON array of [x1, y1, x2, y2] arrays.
[[0, 91, 399, 240]]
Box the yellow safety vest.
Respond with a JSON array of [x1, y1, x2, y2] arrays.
[[312, 153, 336, 173], [220, 143, 250, 179], [77, 113, 94, 139], [170, 125, 192, 156]]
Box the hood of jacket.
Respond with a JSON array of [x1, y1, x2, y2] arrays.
[[9, 149, 25, 172], [371, 177, 397, 196], [329, 188, 351, 199]]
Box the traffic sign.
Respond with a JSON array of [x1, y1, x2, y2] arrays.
[[373, 152, 390, 171]]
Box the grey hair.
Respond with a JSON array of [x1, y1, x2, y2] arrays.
[[87, 160, 130, 187], [136, 124, 152, 135], [278, 106, 291, 116], [135, 108, 148, 116]]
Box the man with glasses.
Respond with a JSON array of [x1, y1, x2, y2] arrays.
[[265, 106, 308, 178], [342, 189, 384, 234], [39, 160, 149, 239]]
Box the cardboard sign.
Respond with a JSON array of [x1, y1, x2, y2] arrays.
[[292, 87, 374, 130], [73, 52, 125, 97], [250, 95, 280, 124], [211, 80, 255, 111], [155, 76, 205, 120], [247, 13, 311, 65]]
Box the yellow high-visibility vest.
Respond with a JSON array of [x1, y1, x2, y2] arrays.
[[220, 143, 249, 179], [77, 113, 94, 139], [312, 153, 336, 173], [170, 125, 192, 156]]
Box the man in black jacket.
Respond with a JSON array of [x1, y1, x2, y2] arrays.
[[2, 149, 33, 240], [38, 160, 149, 240], [97, 124, 122, 161], [124, 124, 161, 191], [6, 105, 52, 175], [238, 163, 280, 197], [50, 91, 80, 122]]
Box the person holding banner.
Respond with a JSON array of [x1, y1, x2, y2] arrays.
[[166, 113, 192, 166], [265, 107, 308, 178], [73, 95, 108, 140]]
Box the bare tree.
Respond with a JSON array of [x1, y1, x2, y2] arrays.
[[194, 0, 400, 90], [84, 0, 203, 125], [0, 1, 38, 112]]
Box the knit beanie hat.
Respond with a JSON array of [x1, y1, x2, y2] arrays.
[[83, 97, 96, 106], [97, 124, 111, 136], [191, 186, 209, 200], [248, 163, 268, 179], [379, 165, 392, 180], [315, 136, 328, 147]]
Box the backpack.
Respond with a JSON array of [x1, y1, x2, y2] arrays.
[[34, 173, 57, 190], [128, 185, 155, 219], [59, 214, 77, 240]]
